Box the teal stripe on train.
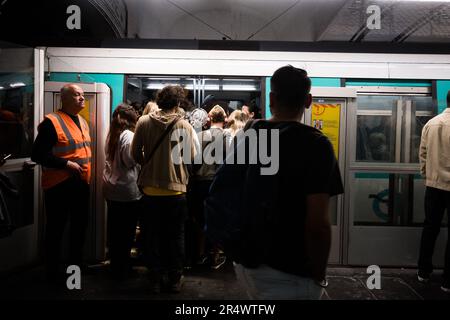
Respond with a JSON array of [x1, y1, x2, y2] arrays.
[[355, 173, 422, 179], [345, 79, 431, 88], [48, 73, 124, 112], [436, 80, 450, 114]]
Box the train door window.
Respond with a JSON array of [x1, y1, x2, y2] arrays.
[[126, 76, 262, 116], [202, 78, 261, 112], [0, 46, 36, 232], [354, 92, 434, 165], [409, 96, 434, 163], [0, 49, 35, 160], [355, 95, 400, 162]]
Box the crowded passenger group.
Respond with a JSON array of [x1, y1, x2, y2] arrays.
[[31, 83, 254, 293], [29, 67, 344, 300]]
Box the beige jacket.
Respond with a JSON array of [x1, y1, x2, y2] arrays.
[[419, 108, 450, 191], [131, 108, 199, 193]]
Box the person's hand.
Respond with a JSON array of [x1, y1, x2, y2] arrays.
[[66, 160, 83, 176]]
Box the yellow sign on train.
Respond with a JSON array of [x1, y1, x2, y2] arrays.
[[79, 99, 90, 125], [311, 103, 340, 159]]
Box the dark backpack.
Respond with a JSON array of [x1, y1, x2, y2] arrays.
[[204, 121, 297, 266]]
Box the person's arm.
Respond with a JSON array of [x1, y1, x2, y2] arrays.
[[305, 193, 331, 282], [303, 135, 343, 282], [419, 123, 428, 177], [31, 118, 67, 168], [31, 118, 83, 175], [131, 118, 145, 165], [120, 131, 137, 168]]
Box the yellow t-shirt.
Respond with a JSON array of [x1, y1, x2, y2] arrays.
[[142, 186, 183, 196]]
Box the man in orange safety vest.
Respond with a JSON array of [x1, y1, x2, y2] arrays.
[[32, 83, 91, 285]]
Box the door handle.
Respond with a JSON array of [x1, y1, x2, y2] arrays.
[[23, 160, 36, 170], [0, 154, 12, 167]]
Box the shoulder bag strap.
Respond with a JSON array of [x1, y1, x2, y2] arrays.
[[143, 116, 182, 167]]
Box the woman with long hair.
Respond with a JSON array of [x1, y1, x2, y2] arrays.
[[103, 103, 141, 279]]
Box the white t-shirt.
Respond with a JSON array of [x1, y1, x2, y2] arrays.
[[103, 130, 142, 201]]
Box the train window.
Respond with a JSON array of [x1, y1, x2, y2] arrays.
[[351, 172, 446, 227], [126, 76, 262, 116], [356, 95, 399, 111], [411, 115, 433, 163], [355, 94, 434, 164], [0, 48, 35, 159], [411, 96, 434, 163], [355, 95, 399, 162], [356, 115, 394, 162]]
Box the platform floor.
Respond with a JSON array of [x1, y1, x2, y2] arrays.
[[0, 261, 449, 300]]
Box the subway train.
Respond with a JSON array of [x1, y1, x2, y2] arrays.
[[0, 46, 449, 275]]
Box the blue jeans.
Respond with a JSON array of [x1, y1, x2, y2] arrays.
[[234, 263, 324, 300], [418, 186, 450, 281]]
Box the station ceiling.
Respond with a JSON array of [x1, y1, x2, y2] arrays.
[[126, 0, 450, 43], [0, 0, 449, 51]]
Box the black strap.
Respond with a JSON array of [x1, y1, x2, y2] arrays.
[[144, 116, 181, 167]]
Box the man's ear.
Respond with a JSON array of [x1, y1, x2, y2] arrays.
[[304, 93, 312, 109]]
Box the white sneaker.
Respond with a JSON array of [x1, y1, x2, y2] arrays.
[[417, 271, 430, 283]]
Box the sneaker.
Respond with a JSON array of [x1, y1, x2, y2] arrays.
[[169, 275, 184, 293], [417, 270, 431, 283], [210, 254, 226, 270], [441, 279, 450, 293]]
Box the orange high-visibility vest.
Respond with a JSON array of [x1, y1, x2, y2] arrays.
[[41, 111, 92, 189]]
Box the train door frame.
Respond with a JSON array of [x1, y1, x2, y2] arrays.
[[304, 87, 357, 265], [0, 48, 44, 272], [43, 81, 110, 262], [345, 86, 445, 267]]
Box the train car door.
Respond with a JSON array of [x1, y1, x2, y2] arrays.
[[0, 47, 44, 273], [345, 86, 445, 266], [303, 87, 357, 264], [43, 81, 110, 262]]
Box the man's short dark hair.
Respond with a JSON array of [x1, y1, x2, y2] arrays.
[[270, 65, 311, 109], [447, 90, 450, 107]]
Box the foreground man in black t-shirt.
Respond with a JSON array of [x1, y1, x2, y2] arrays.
[[207, 65, 344, 299]]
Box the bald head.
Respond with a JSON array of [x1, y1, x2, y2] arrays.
[[60, 84, 85, 115]]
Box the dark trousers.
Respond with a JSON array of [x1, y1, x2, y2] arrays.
[[186, 180, 212, 263], [44, 177, 89, 278], [107, 199, 140, 275], [141, 194, 187, 281], [418, 186, 450, 280]]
